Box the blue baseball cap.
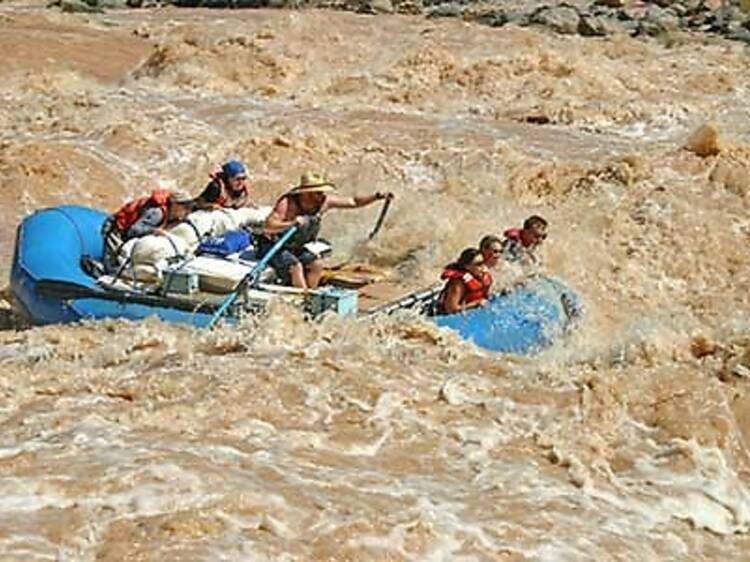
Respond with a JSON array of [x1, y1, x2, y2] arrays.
[[222, 160, 247, 179]]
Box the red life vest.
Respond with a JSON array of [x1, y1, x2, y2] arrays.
[[210, 173, 248, 208], [504, 227, 522, 242], [114, 189, 171, 233], [438, 268, 492, 311]]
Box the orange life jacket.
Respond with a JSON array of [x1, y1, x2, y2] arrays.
[[438, 268, 492, 312], [114, 189, 171, 233]]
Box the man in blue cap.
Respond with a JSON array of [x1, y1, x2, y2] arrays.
[[196, 160, 253, 209]]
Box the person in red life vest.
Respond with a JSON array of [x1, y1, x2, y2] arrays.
[[436, 248, 492, 315], [102, 189, 196, 273], [502, 215, 548, 265], [195, 160, 253, 210], [258, 172, 394, 289]]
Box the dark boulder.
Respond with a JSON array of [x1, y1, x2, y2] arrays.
[[529, 4, 581, 35]]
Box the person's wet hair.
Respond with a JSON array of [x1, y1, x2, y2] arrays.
[[450, 247, 483, 271], [523, 215, 548, 231], [479, 235, 502, 252]]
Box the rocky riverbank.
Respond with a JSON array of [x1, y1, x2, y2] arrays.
[[51, 0, 750, 45]]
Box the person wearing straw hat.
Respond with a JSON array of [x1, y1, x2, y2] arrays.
[[257, 172, 393, 289]]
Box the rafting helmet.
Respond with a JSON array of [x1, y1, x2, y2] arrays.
[[221, 160, 247, 180]]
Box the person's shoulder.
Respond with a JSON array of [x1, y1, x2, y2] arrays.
[[199, 179, 221, 199], [502, 238, 522, 257], [446, 276, 465, 288], [274, 196, 290, 211], [501, 236, 517, 249]]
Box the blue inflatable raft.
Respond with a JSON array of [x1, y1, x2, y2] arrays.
[[10, 205, 581, 354], [431, 277, 580, 353]]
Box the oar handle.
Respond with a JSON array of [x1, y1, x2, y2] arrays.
[[207, 225, 298, 328]]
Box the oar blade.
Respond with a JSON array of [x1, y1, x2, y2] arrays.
[[368, 198, 391, 240]]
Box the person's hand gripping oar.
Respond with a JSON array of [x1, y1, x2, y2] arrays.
[[207, 224, 299, 328]]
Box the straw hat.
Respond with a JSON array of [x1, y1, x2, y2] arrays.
[[289, 172, 336, 194]]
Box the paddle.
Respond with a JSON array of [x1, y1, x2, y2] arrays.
[[318, 197, 391, 285], [368, 197, 391, 240], [207, 225, 298, 328]]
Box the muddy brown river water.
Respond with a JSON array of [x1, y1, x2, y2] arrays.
[[0, 2, 750, 560]]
